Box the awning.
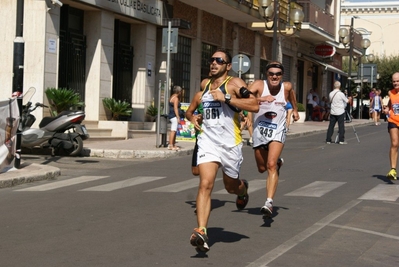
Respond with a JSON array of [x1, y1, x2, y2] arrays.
[[302, 55, 348, 77]]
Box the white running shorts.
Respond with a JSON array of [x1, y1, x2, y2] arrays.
[[197, 142, 243, 178]]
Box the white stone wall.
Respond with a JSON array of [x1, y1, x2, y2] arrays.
[[0, 0, 17, 100]]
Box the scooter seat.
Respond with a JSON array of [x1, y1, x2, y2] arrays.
[[39, 110, 83, 128]]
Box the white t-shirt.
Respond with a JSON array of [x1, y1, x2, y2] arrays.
[[329, 89, 348, 115]]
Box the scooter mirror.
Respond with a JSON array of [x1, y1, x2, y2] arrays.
[[22, 87, 36, 106]]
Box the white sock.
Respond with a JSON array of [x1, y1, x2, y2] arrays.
[[266, 198, 273, 204]]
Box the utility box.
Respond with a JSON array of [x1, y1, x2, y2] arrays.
[[159, 114, 168, 134]]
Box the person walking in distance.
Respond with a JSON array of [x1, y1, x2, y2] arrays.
[[168, 85, 183, 151], [383, 72, 399, 180], [326, 81, 349, 144], [248, 62, 299, 217], [306, 89, 314, 121], [185, 48, 259, 252], [370, 89, 383, 126]]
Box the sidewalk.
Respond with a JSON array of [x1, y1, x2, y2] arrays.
[[0, 119, 372, 188]]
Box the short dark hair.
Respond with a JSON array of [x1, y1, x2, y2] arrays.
[[213, 48, 232, 64]]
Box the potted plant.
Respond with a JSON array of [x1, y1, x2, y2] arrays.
[[296, 103, 306, 123], [102, 98, 133, 121], [146, 104, 158, 122], [45, 88, 85, 116]]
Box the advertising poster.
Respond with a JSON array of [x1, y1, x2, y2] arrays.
[[176, 102, 197, 142], [0, 98, 19, 173]]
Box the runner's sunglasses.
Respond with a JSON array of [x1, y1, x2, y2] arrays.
[[268, 71, 283, 77], [208, 57, 229, 65]]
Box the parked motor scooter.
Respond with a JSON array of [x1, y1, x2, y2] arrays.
[[19, 87, 89, 156]]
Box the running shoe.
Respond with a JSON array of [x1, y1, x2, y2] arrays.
[[260, 200, 273, 217], [277, 158, 284, 176], [190, 228, 210, 252], [387, 168, 397, 180], [236, 179, 249, 210]]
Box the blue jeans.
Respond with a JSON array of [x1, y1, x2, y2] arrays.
[[326, 113, 345, 143]]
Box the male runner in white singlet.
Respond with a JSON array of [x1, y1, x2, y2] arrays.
[[186, 48, 258, 253], [248, 62, 299, 218]]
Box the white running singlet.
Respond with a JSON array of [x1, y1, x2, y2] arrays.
[[253, 81, 287, 148], [197, 78, 242, 148]]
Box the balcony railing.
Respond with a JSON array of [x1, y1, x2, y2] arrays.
[[297, 0, 335, 36]]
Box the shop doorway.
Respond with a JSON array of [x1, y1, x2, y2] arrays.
[[58, 5, 86, 104], [113, 20, 134, 103]]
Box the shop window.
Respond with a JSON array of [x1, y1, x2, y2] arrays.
[[171, 36, 191, 103], [201, 43, 217, 81]]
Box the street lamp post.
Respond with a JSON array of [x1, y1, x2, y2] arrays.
[[339, 17, 373, 119], [339, 17, 355, 115], [359, 38, 371, 119], [258, 0, 304, 61]]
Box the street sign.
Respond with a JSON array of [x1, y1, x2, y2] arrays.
[[231, 54, 251, 78], [362, 63, 378, 84], [162, 28, 178, 53]]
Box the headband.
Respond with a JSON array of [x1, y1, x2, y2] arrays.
[[265, 63, 284, 74]]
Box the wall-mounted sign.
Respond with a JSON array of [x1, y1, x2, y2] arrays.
[[314, 44, 336, 58], [77, 0, 163, 25]]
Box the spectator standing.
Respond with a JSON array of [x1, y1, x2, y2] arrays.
[[306, 89, 314, 121], [168, 85, 183, 151], [369, 88, 377, 120], [326, 81, 349, 144], [344, 90, 352, 122], [383, 72, 399, 180]]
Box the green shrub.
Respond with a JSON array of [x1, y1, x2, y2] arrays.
[[45, 88, 85, 116], [146, 104, 158, 116], [297, 103, 305, 112], [102, 98, 132, 120]]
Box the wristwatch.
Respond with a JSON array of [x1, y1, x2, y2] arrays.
[[224, 94, 231, 104]]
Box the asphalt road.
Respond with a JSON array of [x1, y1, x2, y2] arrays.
[[0, 123, 398, 267]]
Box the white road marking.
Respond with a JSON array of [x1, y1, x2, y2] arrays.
[[327, 223, 399, 241], [285, 181, 346, 197], [245, 200, 361, 267], [15, 176, 109, 191], [358, 184, 399, 201], [213, 179, 284, 194], [81, 176, 166, 191], [145, 178, 222, 192]]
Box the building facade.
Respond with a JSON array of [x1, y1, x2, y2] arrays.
[[1, 0, 365, 135], [341, 0, 399, 58]]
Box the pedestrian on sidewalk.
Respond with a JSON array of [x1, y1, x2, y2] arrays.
[[185, 48, 259, 253], [370, 89, 382, 126], [383, 72, 399, 180], [248, 61, 299, 218], [306, 89, 314, 121], [168, 85, 183, 151], [326, 81, 349, 144]]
